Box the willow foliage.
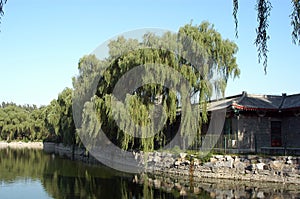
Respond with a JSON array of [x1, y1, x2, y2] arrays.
[[0, 0, 6, 28], [75, 22, 239, 152], [291, 0, 300, 45], [232, 0, 300, 72]]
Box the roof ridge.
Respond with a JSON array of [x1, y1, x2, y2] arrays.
[[278, 93, 287, 110], [284, 93, 300, 97], [235, 91, 247, 104]]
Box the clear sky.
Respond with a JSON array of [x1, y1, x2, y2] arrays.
[[0, 0, 299, 106]]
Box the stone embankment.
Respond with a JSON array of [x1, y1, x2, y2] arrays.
[[137, 151, 300, 184], [43, 142, 300, 184]]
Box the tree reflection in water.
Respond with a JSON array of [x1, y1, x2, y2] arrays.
[[0, 148, 299, 199]]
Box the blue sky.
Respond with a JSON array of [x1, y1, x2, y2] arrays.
[[0, 0, 299, 106]]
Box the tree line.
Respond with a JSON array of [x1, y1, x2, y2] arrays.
[[0, 88, 76, 144]]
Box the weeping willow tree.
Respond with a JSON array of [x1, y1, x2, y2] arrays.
[[74, 22, 240, 152]]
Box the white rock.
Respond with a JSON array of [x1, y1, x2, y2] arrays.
[[286, 159, 293, 165], [270, 160, 284, 170], [153, 179, 161, 188], [257, 191, 265, 198], [153, 155, 161, 163], [214, 155, 223, 160], [256, 162, 265, 170], [179, 152, 187, 159], [225, 155, 233, 161]]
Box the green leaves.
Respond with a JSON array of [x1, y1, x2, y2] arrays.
[[45, 88, 76, 145], [74, 22, 240, 152], [0, 103, 48, 141]]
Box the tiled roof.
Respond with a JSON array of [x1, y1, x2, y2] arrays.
[[207, 92, 300, 111], [207, 94, 241, 111], [234, 93, 283, 111], [281, 94, 300, 110]]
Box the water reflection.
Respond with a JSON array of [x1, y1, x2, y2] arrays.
[[0, 148, 299, 199]]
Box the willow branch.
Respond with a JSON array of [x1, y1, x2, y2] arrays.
[[291, 0, 300, 45], [233, 0, 239, 38], [254, 0, 272, 74], [0, 0, 7, 27]]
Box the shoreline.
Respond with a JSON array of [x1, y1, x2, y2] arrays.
[[42, 142, 300, 185], [3, 141, 298, 185], [0, 141, 43, 149]]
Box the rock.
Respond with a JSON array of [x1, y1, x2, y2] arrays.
[[256, 162, 266, 170], [257, 191, 265, 198], [263, 164, 270, 170], [247, 155, 257, 160], [179, 153, 187, 159], [193, 187, 200, 194], [193, 158, 200, 166], [174, 160, 181, 167], [234, 161, 246, 170], [183, 159, 190, 165], [286, 157, 293, 164], [270, 160, 284, 170], [215, 159, 234, 168], [153, 155, 161, 163], [225, 159, 234, 168], [234, 156, 240, 162], [214, 155, 223, 160], [147, 155, 154, 162], [203, 162, 215, 168], [245, 164, 255, 172], [164, 157, 175, 165], [210, 157, 218, 163], [174, 182, 181, 189], [153, 179, 161, 188], [286, 159, 293, 165], [161, 152, 167, 157], [180, 188, 187, 196], [225, 155, 233, 161], [257, 158, 264, 163], [242, 158, 250, 164]]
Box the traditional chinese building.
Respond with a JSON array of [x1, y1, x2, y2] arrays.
[[207, 91, 300, 155]]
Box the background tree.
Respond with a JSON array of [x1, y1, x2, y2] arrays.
[[44, 88, 76, 146], [0, 103, 49, 141]]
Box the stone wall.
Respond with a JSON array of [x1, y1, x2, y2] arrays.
[[234, 115, 271, 152], [228, 114, 300, 153], [283, 116, 300, 148], [140, 152, 300, 184], [43, 142, 300, 184]]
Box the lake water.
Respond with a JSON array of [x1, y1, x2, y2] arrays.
[[0, 148, 299, 199]]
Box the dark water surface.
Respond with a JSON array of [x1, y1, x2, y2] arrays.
[[0, 148, 299, 199]]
